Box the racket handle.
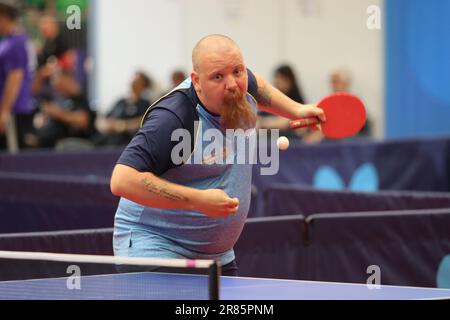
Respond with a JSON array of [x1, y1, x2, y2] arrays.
[[289, 117, 320, 129]]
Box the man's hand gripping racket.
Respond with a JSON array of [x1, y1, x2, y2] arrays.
[[289, 92, 367, 139]]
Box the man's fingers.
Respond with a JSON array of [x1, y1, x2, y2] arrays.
[[215, 207, 237, 217], [228, 197, 239, 207], [318, 113, 326, 122], [221, 199, 240, 216], [309, 104, 326, 122], [226, 208, 238, 215], [309, 124, 321, 132], [313, 108, 326, 122]]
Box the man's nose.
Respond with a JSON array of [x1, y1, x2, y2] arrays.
[[224, 75, 238, 90]]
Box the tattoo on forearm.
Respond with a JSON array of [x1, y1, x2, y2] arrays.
[[255, 83, 272, 106], [141, 177, 189, 202]]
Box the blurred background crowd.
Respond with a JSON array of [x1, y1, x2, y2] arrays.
[[0, 0, 375, 154]]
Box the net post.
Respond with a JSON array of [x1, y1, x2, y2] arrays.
[[208, 260, 220, 300]]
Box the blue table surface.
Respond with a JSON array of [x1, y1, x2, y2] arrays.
[[0, 272, 449, 300]]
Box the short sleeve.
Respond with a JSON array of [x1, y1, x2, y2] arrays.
[[5, 41, 27, 72], [116, 107, 184, 175]]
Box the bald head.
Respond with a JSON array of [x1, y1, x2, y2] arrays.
[[192, 34, 242, 72], [190, 34, 249, 117]]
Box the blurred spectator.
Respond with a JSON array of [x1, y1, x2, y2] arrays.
[[330, 67, 371, 137], [171, 69, 187, 88], [37, 13, 73, 69], [303, 67, 372, 143], [0, 0, 36, 152], [32, 12, 83, 97], [92, 71, 152, 147], [31, 14, 71, 114], [330, 67, 352, 92], [257, 64, 306, 139], [27, 70, 95, 148], [31, 54, 57, 102], [274, 65, 305, 104]]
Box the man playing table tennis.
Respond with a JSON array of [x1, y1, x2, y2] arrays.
[[110, 34, 325, 276]]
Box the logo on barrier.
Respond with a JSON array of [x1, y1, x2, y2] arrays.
[[66, 264, 81, 290], [313, 163, 379, 192]]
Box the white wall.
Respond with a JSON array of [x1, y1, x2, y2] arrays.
[[94, 0, 384, 137], [94, 0, 183, 111], [283, 0, 384, 137], [181, 0, 283, 81]]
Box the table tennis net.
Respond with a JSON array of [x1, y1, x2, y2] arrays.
[[0, 250, 220, 300]]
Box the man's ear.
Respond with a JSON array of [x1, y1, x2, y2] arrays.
[[191, 71, 201, 93]]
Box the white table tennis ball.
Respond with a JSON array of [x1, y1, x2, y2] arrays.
[[276, 136, 290, 150]]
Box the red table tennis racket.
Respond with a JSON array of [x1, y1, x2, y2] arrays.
[[289, 92, 366, 139]]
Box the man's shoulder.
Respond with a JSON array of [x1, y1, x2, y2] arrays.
[[145, 87, 199, 126], [154, 84, 197, 108]]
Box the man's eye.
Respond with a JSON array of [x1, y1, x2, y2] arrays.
[[234, 69, 242, 76], [214, 74, 223, 80]]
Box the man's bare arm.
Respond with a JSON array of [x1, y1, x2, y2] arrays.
[[253, 72, 325, 122], [110, 164, 239, 218]]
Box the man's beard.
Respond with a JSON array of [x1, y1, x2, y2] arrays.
[[220, 88, 257, 130]]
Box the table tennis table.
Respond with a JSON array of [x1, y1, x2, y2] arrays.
[[0, 272, 449, 300]]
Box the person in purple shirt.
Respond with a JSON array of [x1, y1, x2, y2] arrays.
[[0, 1, 35, 151]]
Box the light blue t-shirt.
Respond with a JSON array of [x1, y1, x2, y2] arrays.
[[113, 72, 258, 266]]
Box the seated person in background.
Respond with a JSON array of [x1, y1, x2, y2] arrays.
[[31, 13, 73, 102], [93, 71, 152, 147], [27, 71, 95, 148], [330, 67, 351, 92], [170, 69, 187, 88], [257, 64, 306, 139], [31, 55, 58, 108], [37, 13, 74, 70], [330, 68, 372, 138], [303, 67, 372, 144]]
